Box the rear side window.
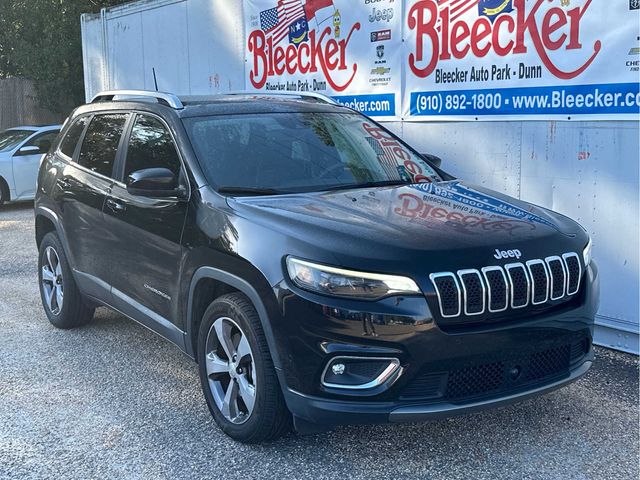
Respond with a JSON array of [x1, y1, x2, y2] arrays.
[[77, 114, 128, 178], [59, 117, 89, 158], [124, 115, 181, 178]]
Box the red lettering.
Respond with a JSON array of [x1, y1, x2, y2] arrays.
[[247, 23, 360, 91], [408, 0, 439, 78], [451, 22, 470, 59], [248, 30, 267, 89], [407, 0, 601, 80], [285, 45, 297, 74], [471, 18, 492, 57], [325, 39, 339, 70], [394, 193, 423, 218], [493, 15, 515, 56], [541, 7, 567, 51]]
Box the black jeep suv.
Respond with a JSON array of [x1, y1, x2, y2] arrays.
[[35, 90, 598, 443]]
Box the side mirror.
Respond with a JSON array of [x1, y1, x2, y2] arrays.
[[421, 153, 442, 169], [126, 168, 181, 198], [15, 145, 41, 156]]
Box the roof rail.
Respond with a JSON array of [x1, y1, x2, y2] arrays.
[[90, 90, 184, 109], [183, 91, 340, 106]]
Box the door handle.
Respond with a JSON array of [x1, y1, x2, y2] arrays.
[[56, 178, 71, 190], [106, 198, 126, 212]]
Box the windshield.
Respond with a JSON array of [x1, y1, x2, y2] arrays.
[[0, 129, 33, 153], [184, 112, 442, 193]]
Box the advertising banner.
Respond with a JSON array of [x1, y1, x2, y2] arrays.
[[403, 0, 640, 120], [244, 0, 403, 119]]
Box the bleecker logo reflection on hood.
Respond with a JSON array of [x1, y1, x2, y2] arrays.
[[408, 182, 558, 229], [393, 191, 536, 236], [248, 0, 360, 91]]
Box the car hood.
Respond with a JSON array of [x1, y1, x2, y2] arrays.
[[228, 181, 584, 271]]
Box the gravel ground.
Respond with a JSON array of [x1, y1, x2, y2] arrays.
[[0, 202, 638, 480]]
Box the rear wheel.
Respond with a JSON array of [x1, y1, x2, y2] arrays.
[[197, 293, 291, 443], [38, 232, 94, 329], [0, 177, 8, 206]]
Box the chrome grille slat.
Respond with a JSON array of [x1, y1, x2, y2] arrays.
[[526, 259, 550, 305], [545, 256, 567, 300], [505, 263, 530, 309], [457, 269, 485, 316], [429, 272, 461, 318], [481, 266, 508, 313], [430, 252, 582, 319], [562, 252, 582, 295]]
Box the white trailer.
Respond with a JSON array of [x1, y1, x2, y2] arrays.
[[81, 0, 639, 353]]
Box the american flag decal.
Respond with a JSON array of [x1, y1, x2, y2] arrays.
[[366, 137, 402, 180], [260, 0, 307, 46]]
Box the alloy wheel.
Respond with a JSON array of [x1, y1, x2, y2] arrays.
[[41, 246, 64, 315], [205, 317, 257, 424]]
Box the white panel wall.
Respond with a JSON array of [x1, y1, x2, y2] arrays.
[[81, 0, 246, 99]]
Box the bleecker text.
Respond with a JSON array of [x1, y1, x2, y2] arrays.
[[248, 24, 361, 91], [408, 0, 601, 80]]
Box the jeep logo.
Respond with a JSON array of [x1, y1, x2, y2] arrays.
[[494, 248, 522, 260]]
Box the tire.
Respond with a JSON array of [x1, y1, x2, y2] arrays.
[[0, 177, 8, 206], [197, 292, 291, 443], [38, 232, 94, 329]]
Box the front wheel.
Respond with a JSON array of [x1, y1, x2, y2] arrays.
[[197, 293, 291, 443], [38, 232, 94, 329]]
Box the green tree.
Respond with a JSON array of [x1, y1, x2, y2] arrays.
[[0, 0, 128, 114]]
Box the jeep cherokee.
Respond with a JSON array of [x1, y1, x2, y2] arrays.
[[35, 90, 598, 443]]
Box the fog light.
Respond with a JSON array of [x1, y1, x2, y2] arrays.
[[331, 363, 346, 375], [322, 356, 401, 390]]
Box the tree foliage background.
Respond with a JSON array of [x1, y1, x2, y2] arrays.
[[0, 0, 129, 114]]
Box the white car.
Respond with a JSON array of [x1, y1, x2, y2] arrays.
[[0, 125, 61, 205]]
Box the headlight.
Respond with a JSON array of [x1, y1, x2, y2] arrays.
[[583, 237, 593, 266], [286, 257, 421, 300]]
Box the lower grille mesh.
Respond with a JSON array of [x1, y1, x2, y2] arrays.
[[400, 336, 590, 403]]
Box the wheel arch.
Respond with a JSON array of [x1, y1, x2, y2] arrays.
[[186, 267, 283, 374], [34, 206, 71, 255]]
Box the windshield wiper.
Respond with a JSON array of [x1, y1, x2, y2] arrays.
[[217, 186, 290, 196], [322, 180, 409, 192]]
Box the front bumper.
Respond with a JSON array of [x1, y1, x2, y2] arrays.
[[270, 262, 599, 428], [284, 358, 592, 429]]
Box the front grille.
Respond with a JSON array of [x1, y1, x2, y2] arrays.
[[400, 336, 590, 403], [430, 252, 582, 319]]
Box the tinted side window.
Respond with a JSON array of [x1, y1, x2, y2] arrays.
[[124, 115, 181, 178], [78, 114, 128, 178], [26, 131, 59, 154], [60, 117, 89, 158]]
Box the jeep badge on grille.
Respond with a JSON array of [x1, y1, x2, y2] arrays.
[[494, 249, 522, 260]]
